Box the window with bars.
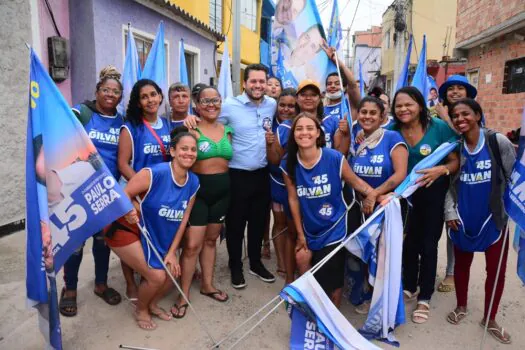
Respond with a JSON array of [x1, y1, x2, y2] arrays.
[[241, 0, 257, 32], [209, 0, 223, 33], [503, 57, 525, 94]]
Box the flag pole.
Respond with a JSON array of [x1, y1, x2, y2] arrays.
[[134, 218, 217, 345]]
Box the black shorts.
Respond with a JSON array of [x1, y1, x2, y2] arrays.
[[311, 244, 346, 295], [189, 172, 230, 226]]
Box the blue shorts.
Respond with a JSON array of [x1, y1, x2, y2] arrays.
[[270, 180, 291, 217]]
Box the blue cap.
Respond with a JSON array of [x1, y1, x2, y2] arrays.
[[439, 74, 477, 101]]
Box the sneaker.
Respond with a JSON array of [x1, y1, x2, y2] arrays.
[[249, 263, 276, 283], [231, 269, 246, 289], [355, 300, 371, 315]]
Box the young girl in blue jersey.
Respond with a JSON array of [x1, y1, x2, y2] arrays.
[[113, 127, 199, 330], [296, 79, 350, 155], [282, 113, 379, 307], [60, 66, 125, 317], [444, 99, 515, 344], [347, 96, 408, 313], [266, 88, 298, 284], [112, 79, 171, 306]]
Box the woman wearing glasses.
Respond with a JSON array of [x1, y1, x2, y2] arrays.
[[172, 86, 233, 318]]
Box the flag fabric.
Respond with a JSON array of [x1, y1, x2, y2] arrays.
[[410, 35, 428, 98], [118, 25, 141, 116], [218, 38, 233, 99], [327, 0, 343, 55], [275, 39, 298, 89], [395, 35, 412, 91], [272, 0, 333, 90], [359, 60, 366, 97], [142, 21, 166, 94], [504, 106, 525, 284], [281, 272, 381, 350], [288, 306, 335, 350], [26, 49, 133, 348], [179, 39, 189, 86]]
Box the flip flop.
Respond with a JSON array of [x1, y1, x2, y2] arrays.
[[150, 307, 172, 321], [438, 282, 455, 292], [200, 289, 229, 303], [446, 310, 468, 325], [479, 321, 512, 344], [59, 288, 77, 317], [94, 287, 122, 305], [171, 303, 188, 319]]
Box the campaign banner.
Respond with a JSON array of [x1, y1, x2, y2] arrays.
[[289, 306, 336, 350], [26, 49, 133, 348], [272, 0, 335, 89]]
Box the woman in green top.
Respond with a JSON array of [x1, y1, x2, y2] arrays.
[[172, 86, 233, 318], [391, 86, 459, 324]]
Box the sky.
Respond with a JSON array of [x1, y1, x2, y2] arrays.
[[316, 0, 392, 56]]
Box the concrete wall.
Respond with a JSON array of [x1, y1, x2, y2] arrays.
[[0, 0, 32, 226], [69, 0, 217, 104]]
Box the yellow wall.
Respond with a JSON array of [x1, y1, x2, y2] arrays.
[[218, 0, 261, 65], [381, 6, 396, 77], [168, 0, 210, 25]]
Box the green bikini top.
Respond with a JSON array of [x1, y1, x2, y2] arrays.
[[196, 126, 234, 161]]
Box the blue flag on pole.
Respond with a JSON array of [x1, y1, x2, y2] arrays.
[[327, 0, 343, 52], [118, 25, 142, 116], [218, 38, 234, 99], [26, 49, 133, 348], [396, 34, 412, 92], [359, 60, 366, 97], [504, 106, 525, 284], [142, 21, 166, 94], [178, 38, 192, 114], [410, 35, 428, 98]]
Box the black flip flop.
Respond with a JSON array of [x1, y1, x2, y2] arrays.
[[94, 287, 122, 305], [59, 288, 77, 317], [200, 290, 229, 303], [171, 303, 188, 319]]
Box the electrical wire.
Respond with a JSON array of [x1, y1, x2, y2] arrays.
[[44, 0, 62, 37]]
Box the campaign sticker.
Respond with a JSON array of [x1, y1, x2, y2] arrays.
[[262, 117, 272, 131], [199, 141, 211, 153], [420, 144, 432, 156]]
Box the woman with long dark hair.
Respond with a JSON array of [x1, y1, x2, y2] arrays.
[[282, 112, 378, 307], [444, 99, 514, 344], [266, 88, 298, 283], [390, 86, 460, 323]]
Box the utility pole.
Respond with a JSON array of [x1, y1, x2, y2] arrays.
[[392, 0, 407, 95], [232, 0, 241, 95]]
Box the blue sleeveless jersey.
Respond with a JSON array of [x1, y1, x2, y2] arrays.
[[140, 163, 199, 269], [281, 148, 349, 250], [270, 119, 292, 205], [321, 115, 339, 149], [122, 117, 171, 172], [352, 116, 395, 143], [75, 105, 124, 180], [449, 138, 501, 252], [350, 130, 406, 188]]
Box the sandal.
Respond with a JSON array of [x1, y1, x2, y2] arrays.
[[412, 301, 430, 324], [403, 287, 420, 301], [200, 289, 229, 303], [149, 307, 172, 321], [171, 303, 189, 319], [136, 317, 157, 331], [438, 281, 455, 293], [447, 309, 468, 325], [94, 286, 122, 306], [59, 288, 77, 317], [480, 321, 512, 344], [262, 241, 271, 259]]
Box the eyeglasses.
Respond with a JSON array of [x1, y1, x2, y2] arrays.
[[199, 98, 221, 106], [99, 88, 122, 96]]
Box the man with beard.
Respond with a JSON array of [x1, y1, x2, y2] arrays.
[[184, 64, 277, 288]]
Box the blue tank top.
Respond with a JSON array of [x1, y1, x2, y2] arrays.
[[140, 163, 200, 269], [350, 130, 406, 188], [76, 106, 124, 180], [324, 99, 349, 120], [321, 115, 339, 149], [450, 136, 501, 252], [122, 117, 171, 172], [352, 116, 395, 143], [281, 148, 349, 250], [270, 119, 293, 186]]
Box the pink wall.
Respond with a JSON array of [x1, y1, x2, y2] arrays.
[[38, 0, 72, 104]]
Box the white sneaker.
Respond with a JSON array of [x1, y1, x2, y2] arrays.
[[355, 300, 371, 315]]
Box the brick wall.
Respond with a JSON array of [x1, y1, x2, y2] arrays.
[[466, 36, 525, 132], [457, 0, 525, 42]]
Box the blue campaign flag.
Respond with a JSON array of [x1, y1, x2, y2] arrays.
[[410, 35, 428, 98], [179, 39, 189, 86], [118, 25, 142, 116], [289, 306, 335, 350], [218, 38, 233, 99], [504, 106, 525, 284], [142, 21, 166, 94], [327, 0, 343, 51], [359, 60, 366, 97], [26, 49, 133, 348], [395, 34, 412, 92]]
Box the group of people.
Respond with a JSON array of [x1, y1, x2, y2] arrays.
[[57, 46, 514, 344]]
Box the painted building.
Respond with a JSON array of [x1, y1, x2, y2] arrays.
[[380, 0, 458, 95], [454, 0, 525, 132], [352, 26, 382, 89]]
